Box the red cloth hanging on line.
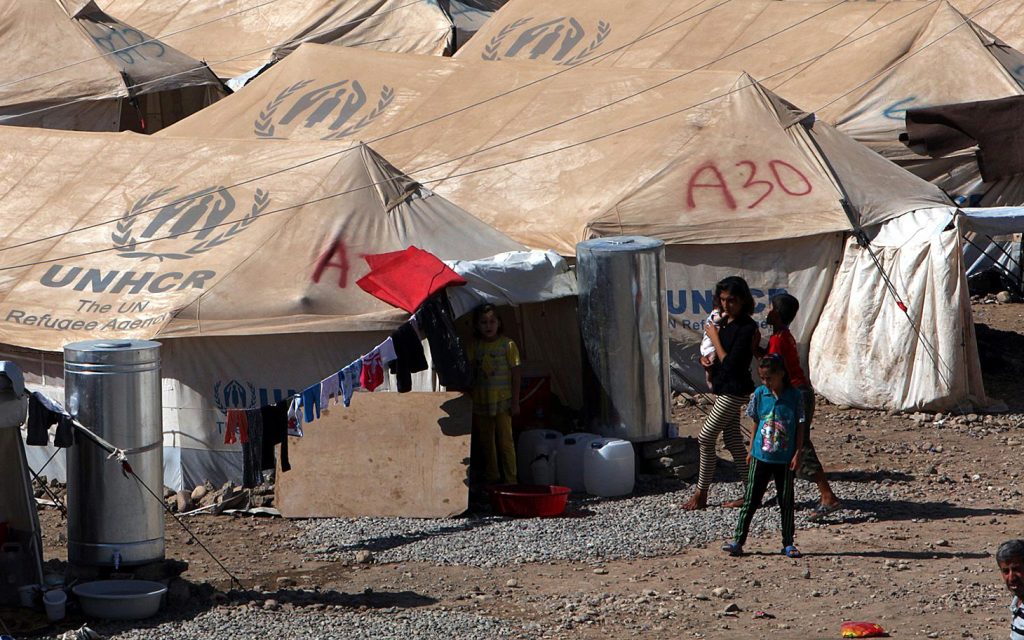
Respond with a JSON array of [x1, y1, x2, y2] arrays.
[[357, 246, 466, 313]]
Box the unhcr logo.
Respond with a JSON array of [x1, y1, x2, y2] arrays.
[[112, 186, 270, 261], [213, 380, 258, 414], [481, 17, 611, 65], [253, 79, 394, 140]]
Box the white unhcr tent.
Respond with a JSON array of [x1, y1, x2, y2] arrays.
[[0, 128, 572, 488], [95, 0, 455, 84], [460, 0, 1024, 280], [158, 45, 985, 410], [459, 0, 1024, 201], [0, 0, 223, 132]]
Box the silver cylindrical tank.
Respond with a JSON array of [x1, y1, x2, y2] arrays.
[[577, 236, 669, 442], [64, 340, 163, 567]]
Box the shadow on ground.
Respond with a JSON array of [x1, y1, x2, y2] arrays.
[[806, 498, 1020, 526]]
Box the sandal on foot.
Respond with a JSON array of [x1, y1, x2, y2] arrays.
[[813, 501, 841, 514], [722, 542, 744, 556], [809, 502, 841, 521], [782, 545, 802, 558]]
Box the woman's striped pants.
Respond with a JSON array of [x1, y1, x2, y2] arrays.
[[696, 393, 750, 492]]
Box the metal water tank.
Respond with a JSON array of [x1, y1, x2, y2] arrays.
[[64, 340, 163, 568], [577, 236, 669, 442]]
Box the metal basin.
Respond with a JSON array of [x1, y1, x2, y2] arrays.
[[72, 580, 167, 620]]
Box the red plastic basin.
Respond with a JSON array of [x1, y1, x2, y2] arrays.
[[489, 484, 570, 517]]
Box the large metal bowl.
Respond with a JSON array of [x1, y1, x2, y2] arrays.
[[72, 580, 167, 620]]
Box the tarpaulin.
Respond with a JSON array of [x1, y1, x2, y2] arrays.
[[357, 246, 467, 313], [810, 208, 986, 411]]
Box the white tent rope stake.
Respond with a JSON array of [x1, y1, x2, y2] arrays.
[[69, 418, 244, 590], [0, 0, 962, 258]]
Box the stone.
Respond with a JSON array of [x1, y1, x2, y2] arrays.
[[711, 587, 732, 599], [506, 579, 519, 588], [176, 490, 192, 513], [354, 550, 374, 564], [276, 577, 297, 588], [263, 599, 280, 610], [935, 540, 950, 547], [191, 485, 208, 502], [997, 291, 1012, 303], [802, 568, 811, 579], [723, 603, 741, 613], [593, 568, 608, 575]]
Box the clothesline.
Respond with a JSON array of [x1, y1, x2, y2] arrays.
[[223, 289, 472, 487]]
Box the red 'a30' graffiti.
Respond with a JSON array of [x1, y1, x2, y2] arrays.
[[686, 160, 813, 210]]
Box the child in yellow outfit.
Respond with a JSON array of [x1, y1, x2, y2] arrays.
[[468, 304, 521, 484]]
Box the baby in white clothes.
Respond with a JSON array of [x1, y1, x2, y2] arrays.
[[700, 308, 724, 392]]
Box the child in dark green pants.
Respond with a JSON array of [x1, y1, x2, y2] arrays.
[[723, 355, 805, 558]]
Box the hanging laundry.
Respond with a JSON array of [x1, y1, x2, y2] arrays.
[[360, 350, 385, 392], [224, 409, 249, 445], [339, 360, 362, 407], [416, 292, 472, 390], [379, 337, 397, 364], [260, 399, 291, 472], [26, 392, 62, 446], [301, 383, 321, 423], [53, 415, 76, 448], [389, 321, 428, 393], [357, 246, 467, 313], [241, 409, 264, 488], [320, 373, 340, 410], [287, 395, 304, 437]]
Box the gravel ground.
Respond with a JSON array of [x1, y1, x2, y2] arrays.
[[292, 478, 906, 566], [80, 607, 533, 640]]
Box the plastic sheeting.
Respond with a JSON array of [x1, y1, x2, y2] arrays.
[[960, 207, 1024, 236], [445, 250, 576, 318], [810, 208, 986, 411]]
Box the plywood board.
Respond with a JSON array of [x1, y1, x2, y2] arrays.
[[275, 392, 471, 518]]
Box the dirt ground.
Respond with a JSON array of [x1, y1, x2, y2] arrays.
[[29, 303, 1024, 639]]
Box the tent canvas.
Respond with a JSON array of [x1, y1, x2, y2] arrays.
[[458, 0, 1024, 200], [160, 45, 983, 410], [94, 0, 454, 82], [0, 0, 223, 132], [0, 128, 573, 488]]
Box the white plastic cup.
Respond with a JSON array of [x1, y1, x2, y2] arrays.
[[43, 589, 66, 621], [17, 584, 37, 608]]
